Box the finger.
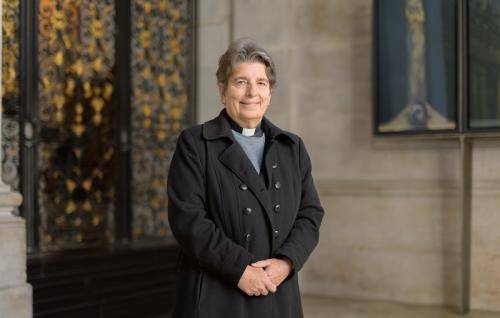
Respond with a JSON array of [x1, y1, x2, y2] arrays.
[[252, 259, 273, 268], [264, 277, 277, 293], [264, 269, 279, 283], [269, 283, 277, 293], [269, 276, 279, 286]]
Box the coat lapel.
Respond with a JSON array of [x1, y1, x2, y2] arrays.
[[203, 109, 296, 228], [219, 142, 274, 226]]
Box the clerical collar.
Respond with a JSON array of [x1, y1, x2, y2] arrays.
[[224, 110, 264, 137]]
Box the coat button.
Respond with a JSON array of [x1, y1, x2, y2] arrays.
[[274, 181, 281, 190], [245, 233, 252, 242], [243, 207, 252, 215], [240, 184, 248, 191], [272, 162, 278, 169], [274, 204, 280, 213], [273, 230, 279, 238]]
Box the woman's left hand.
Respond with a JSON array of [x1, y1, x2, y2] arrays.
[[251, 258, 292, 287]]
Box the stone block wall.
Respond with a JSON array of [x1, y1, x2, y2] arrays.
[[196, 0, 500, 311], [0, 217, 32, 317]]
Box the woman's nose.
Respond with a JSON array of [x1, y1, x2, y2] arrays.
[[246, 83, 257, 96]]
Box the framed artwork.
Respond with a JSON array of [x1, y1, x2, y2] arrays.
[[468, 0, 500, 130], [375, 0, 458, 134]]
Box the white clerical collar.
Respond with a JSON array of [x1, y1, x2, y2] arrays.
[[224, 110, 264, 137], [241, 128, 256, 136]]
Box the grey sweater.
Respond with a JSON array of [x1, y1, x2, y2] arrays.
[[231, 130, 266, 174]]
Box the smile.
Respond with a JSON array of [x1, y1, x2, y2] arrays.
[[240, 101, 259, 105]]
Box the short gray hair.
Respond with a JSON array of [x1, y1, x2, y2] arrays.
[[216, 38, 276, 88]]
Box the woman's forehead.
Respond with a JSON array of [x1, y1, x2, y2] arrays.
[[230, 61, 268, 78]]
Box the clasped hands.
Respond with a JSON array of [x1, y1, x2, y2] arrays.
[[237, 258, 292, 296]]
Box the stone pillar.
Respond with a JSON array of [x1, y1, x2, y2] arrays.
[[196, 0, 231, 123], [0, 2, 32, 317]]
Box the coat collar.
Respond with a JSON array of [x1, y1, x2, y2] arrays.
[[202, 109, 296, 144]]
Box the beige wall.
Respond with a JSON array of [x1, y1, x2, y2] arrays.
[[197, 0, 500, 311]]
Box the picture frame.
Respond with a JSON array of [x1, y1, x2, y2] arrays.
[[374, 0, 458, 135]]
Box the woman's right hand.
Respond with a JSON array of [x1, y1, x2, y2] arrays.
[[237, 265, 277, 296]]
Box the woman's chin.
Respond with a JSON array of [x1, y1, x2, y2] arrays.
[[239, 112, 263, 122]]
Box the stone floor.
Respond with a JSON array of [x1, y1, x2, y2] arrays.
[[302, 296, 500, 318], [153, 296, 500, 318]]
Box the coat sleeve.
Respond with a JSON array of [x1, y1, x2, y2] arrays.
[[275, 137, 324, 276], [168, 129, 254, 286]]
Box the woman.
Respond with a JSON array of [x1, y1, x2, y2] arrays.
[[168, 38, 324, 318]]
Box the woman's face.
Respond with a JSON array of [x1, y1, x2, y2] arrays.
[[219, 61, 271, 128]]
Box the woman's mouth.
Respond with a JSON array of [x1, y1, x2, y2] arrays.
[[240, 101, 259, 106]]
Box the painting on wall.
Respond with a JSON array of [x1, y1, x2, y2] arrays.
[[468, 0, 500, 129], [375, 0, 457, 134]]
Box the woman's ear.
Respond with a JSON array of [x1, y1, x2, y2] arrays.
[[217, 83, 226, 105]]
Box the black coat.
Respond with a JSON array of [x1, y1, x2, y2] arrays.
[[168, 110, 324, 318]]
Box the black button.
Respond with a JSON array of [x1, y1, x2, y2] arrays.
[[274, 204, 280, 213], [240, 184, 248, 191], [274, 181, 281, 190], [245, 233, 251, 242], [243, 207, 252, 215], [272, 162, 278, 169], [273, 230, 279, 238]]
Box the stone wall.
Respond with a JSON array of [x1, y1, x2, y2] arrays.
[[471, 143, 500, 310], [0, 215, 32, 317], [197, 0, 500, 311], [197, 0, 232, 123]]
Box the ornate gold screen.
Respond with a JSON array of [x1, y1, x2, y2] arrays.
[[130, 0, 191, 241], [37, 0, 116, 250], [2, 0, 21, 194], [1, 0, 193, 251]]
